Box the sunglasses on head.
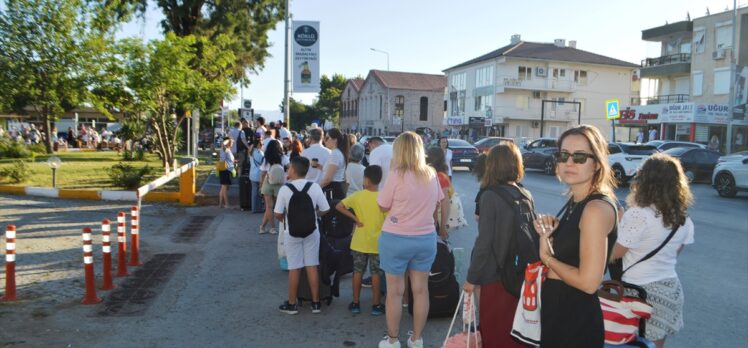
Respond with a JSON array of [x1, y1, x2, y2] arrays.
[[554, 151, 596, 164]]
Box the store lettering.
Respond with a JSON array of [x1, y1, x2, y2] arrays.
[[620, 109, 657, 122], [640, 113, 658, 120], [707, 104, 729, 112]]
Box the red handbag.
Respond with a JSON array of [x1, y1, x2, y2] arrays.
[[598, 281, 653, 345]]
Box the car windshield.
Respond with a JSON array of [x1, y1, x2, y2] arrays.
[[663, 147, 690, 156], [448, 139, 473, 147], [618, 144, 658, 155]]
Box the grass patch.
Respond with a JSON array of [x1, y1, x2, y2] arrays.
[[0, 151, 214, 191]]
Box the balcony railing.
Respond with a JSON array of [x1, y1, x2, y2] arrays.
[[640, 53, 691, 68], [498, 75, 575, 92], [631, 94, 689, 105]]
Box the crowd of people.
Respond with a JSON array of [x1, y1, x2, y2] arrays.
[[0, 123, 122, 151], [215, 120, 694, 348]]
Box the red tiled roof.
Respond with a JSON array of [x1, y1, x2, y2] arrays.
[[369, 70, 447, 91], [351, 78, 364, 91]]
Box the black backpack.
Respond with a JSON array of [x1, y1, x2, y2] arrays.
[[285, 182, 317, 238], [487, 184, 540, 298], [320, 199, 355, 239]]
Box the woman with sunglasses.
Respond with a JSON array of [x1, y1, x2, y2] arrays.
[[319, 128, 350, 200], [533, 125, 618, 347]]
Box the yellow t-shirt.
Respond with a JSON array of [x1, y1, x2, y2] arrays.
[[342, 189, 386, 254]]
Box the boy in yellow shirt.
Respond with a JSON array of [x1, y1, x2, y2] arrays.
[[336, 165, 386, 315]]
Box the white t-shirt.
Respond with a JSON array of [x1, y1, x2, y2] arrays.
[[259, 155, 290, 172], [274, 179, 331, 235], [220, 149, 235, 171], [345, 162, 366, 196], [262, 137, 275, 152], [279, 127, 292, 140], [325, 148, 346, 182], [618, 206, 695, 285], [248, 148, 264, 182], [369, 144, 393, 189], [444, 148, 453, 176], [301, 143, 331, 182], [228, 127, 244, 154], [648, 129, 657, 141]]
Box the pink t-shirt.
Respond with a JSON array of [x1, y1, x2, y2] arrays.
[[377, 170, 444, 235]]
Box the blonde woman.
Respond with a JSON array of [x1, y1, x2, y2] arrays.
[[377, 132, 444, 348], [534, 125, 618, 347]]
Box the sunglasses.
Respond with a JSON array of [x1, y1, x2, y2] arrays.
[[554, 151, 596, 164]]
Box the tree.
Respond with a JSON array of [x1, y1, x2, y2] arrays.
[[279, 98, 316, 131], [0, 0, 107, 153], [315, 74, 348, 125]]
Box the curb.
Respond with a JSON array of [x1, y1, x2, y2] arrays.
[[0, 186, 181, 203]]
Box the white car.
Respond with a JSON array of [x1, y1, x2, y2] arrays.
[[607, 143, 659, 184], [712, 154, 748, 198]]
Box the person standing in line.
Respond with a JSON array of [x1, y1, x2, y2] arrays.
[[368, 137, 393, 190], [611, 154, 695, 348], [346, 143, 367, 196], [248, 138, 265, 214], [534, 125, 618, 348], [649, 126, 658, 142], [377, 132, 444, 348], [319, 128, 350, 200], [464, 142, 535, 348], [301, 128, 331, 183], [228, 121, 247, 161], [259, 139, 289, 234], [425, 146, 451, 240], [437, 136, 453, 180], [255, 116, 267, 140], [278, 121, 292, 141], [218, 137, 235, 209], [289, 139, 304, 161]]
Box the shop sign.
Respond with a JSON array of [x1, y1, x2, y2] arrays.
[[660, 103, 693, 122], [695, 104, 730, 125], [618, 107, 658, 125], [447, 117, 463, 126], [618, 102, 731, 126], [468, 116, 485, 127]]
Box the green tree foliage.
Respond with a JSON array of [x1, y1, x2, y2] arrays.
[[315, 74, 348, 125], [0, 0, 109, 153]]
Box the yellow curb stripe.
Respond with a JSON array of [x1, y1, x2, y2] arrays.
[[143, 192, 180, 203], [59, 190, 101, 200], [0, 186, 26, 195]]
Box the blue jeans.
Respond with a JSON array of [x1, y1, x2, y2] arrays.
[[251, 180, 263, 213]]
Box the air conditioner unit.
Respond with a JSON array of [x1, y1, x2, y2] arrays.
[[712, 49, 725, 60], [531, 121, 540, 128], [532, 91, 542, 99], [536, 67, 547, 77]]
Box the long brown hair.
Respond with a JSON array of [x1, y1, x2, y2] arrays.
[[557, 125, 617, 198], [481, 142, 524, 188], [627, 153, 693, 228], [326, 128, 349, 164]]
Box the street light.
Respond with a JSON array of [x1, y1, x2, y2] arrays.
[[369, 48, 390, 71], [46, 156, 62, 188]]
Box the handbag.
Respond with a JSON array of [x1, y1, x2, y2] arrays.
[[443, 290, 482, 348], [277, 220, 288, 270], [446, 192, 468, 231], [510, 261, 547, 346], [598, 280, 653, 345], [216, 159, 228, 171]]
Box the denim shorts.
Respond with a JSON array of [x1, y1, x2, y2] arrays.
[[378, 231, 437, 275]]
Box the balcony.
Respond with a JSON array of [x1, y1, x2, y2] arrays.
[[639, 53, 691, 78], [496, 75, 575, 93], [631, 94, 689, 106], [641, 21, 692, 42]]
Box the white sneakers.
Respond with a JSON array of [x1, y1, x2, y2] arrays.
[[378, 336, 400, 348], [406, 331, 423, 348], [269, 227, 278, 235], [258, 224, 267, 234]]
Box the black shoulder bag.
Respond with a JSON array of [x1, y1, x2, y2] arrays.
[[610, 223, 681, 281]]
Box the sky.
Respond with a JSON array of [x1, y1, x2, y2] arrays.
[[117, 0, 743, 121]]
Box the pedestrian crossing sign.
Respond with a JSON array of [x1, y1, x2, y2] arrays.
[[605, 99, 620, 120]]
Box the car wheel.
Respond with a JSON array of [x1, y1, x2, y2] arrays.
[[685, 170, 695, 183], [543, 159, 555, 175], [612, 165, 627, 185], [716, 173, 737, 198]]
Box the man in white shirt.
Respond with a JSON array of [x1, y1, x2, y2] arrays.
[[278, 121, 292, 141], [301, 128, 330, 183], [255, 116, 267, 140], [367, 136, 393, 189], [228, 122, 247, 157], [648, 127, 658, 142]]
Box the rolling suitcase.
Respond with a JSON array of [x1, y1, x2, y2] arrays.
[[239, 176, 251, 210]]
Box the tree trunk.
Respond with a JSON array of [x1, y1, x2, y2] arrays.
[[43, 114, 54, 154]]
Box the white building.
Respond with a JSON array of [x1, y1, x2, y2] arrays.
[[339, 78, 363, 134], [443, 35, 638, 141]]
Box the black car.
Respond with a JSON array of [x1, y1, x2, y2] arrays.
[[440, 139, 479, 171], [662, 147, 721, 183], [522, 138, 558, 175]]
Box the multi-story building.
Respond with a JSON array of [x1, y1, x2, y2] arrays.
[[339, 78, 363, 134], [443, 35, 638, 142], [355, 70, 447, 136], [620, 6, 748, 153]]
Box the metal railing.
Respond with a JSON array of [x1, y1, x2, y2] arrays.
[[640, 53, 691, 67], [631, 94, 690, 105]]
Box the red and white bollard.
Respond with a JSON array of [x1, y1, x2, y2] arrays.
[[129, 206, 141, 266], [2, 225, 17, 302], [81, 227, 102, 304], [100, 219, 116, 290], [116, 212, 129, 277]]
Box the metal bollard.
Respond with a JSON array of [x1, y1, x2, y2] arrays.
[[116, 212, 129, 277], [2, 225, 17, 302], [100, 219, 116, 290], [81, 227, 102, 304], [129, 206, 141, 266]]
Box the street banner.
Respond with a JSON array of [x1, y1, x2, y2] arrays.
[[292, 21, 320, 93], [735, 65, 747, 120]]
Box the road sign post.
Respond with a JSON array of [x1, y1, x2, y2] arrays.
[[605, 99, 620, 142]]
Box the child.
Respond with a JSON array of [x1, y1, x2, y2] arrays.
[[274, 156, 330, 314], [335, 165, 386, 316]]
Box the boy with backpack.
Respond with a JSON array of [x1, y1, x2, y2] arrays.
[[335, 165, 386, 316], [274, 156, 330, 314]]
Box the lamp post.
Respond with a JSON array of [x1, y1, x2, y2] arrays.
[[46, 156, 62, 188], [369, 48, 389, 71]]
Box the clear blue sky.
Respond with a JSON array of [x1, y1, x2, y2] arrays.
[[116, 0, 741, 121]]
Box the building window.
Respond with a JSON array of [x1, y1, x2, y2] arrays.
[[395, 95, 405, 117], [692, 72, 703, 96], [379, 96, 383, 119], [716, 24, 733, 49], [420, 97, 428, 121], [475, 95, 493, 115], [714, 69, 730, 95], [475, 65, 494, 88], [450, 72, 467, 116], [515, 95, 529, 110], [552, 68, 566, 78], [574, 70, 588, 85], [518, 66, 532, 80], [573, 98, 585, 113], [692, 28, 705, 54]]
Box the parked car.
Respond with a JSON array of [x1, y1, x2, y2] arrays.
[[473, 137, 514, 154], [662, 147, 721, 183], [712, 155, 748, 197], [383, 136, 397, 144], [521, 138, 558, 175], [645, 140, 706, 151], [435, 138, 479, 171], [608, 143, 659, 184], [718, 150, 748, 163]]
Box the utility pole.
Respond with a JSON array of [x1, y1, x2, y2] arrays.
[[283, 0, 291, 129], [727, 0, 737, 153]]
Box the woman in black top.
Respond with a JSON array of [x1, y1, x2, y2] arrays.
[[534, 125, 618, 348]]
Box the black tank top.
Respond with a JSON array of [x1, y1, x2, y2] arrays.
[[552, 193, 618, 268]]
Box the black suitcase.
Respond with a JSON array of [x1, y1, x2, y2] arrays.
[[408, 239, 460, 318], [298, 265, 333, 306], [238, 176, 251, 211]]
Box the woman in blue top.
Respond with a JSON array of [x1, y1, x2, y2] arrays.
[[218, 137, 235, 209]]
